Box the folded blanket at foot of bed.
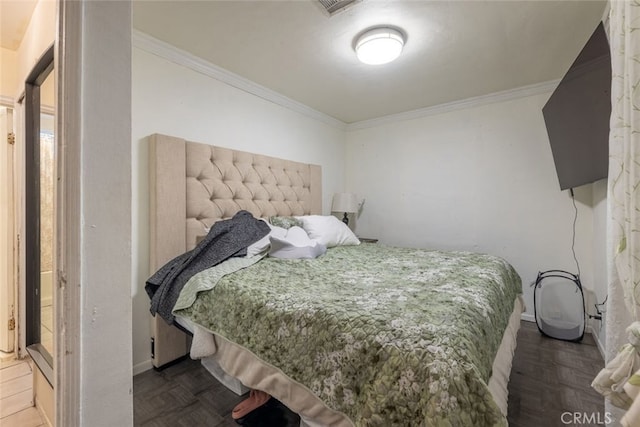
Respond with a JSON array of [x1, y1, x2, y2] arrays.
[[146, 210, 270, 323]]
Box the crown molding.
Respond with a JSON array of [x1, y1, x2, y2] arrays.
[[133, 30, 560, 133], [132, 30, 346, 130], [0, 95, 14, 107], [0, 96, 54, 116], [346, 79, 560, 131]]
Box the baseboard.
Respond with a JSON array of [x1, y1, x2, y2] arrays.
[[587, 325, 606, 360], [521, 313, 606, 359], [35, 396, 54, 427], [33, 367, 53, 426], [520, 312, 535, 322], [133, 359, 153, 376], [0, 350, 15, 364], [41, 296, 52, 308]]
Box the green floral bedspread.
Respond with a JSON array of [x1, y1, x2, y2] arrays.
[[176, 244, 522, 426]]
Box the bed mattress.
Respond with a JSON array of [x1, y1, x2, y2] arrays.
[[174, 244, 522, 426]]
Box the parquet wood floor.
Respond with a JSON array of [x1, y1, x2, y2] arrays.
[[507, 321, 605, 427], [133, 320, 606, 427]]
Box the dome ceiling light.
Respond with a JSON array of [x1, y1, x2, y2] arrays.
[[355, 27, 405, 65]]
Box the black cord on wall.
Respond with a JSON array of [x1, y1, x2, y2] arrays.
[[569, 188, 582, 278], [570, 188, 608, 323]]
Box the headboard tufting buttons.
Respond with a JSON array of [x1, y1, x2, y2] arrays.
[[183, 140, 319, 244]]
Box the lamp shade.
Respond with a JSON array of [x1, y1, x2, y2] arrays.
[[331, 193, 359, 213]]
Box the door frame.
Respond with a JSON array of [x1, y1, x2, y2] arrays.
[[0, 105, 15, 355], [55, 0, 81, 424], [55, 1, 133, 425]]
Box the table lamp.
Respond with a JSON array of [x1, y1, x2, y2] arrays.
[[331, 193, 359, 226]]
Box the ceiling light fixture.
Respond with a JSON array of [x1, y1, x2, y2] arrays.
[[355, 27, 405, 65]]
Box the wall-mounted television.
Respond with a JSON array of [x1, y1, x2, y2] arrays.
[[542, 21, 611, 191]]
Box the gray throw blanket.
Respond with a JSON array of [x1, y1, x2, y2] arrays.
[[146, 210, 270, 323]]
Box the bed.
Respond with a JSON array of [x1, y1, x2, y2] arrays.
[[146, 133, 524, 426]]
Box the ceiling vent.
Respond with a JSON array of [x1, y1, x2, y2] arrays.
[[317, 0, 360, 16]]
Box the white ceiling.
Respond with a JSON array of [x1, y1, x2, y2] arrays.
[[0, 0, 38, 50], [133, 0, 608, 124], [3, 1, 608, 124]]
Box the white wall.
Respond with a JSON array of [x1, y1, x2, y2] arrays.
[[345, 92, 604, 322], [0, 0, 55, 102], [76, 1, 133, 425], [0, 48, 17, 101], [15, 0, 56, 98], [131, 48, 346, 373], [0, 0, 56, 101], [131, 58, 609, 369]]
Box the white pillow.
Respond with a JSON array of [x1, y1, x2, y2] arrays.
[[269, 226, 327, 259], [296, 215, 360, 248], [245, 234, 271, 257], [246, 223, 288, 258], [279, 226, 313, 247], [268, 224, 288, 240]]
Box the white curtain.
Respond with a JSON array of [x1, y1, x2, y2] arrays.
[[608, 0, 640, 322], [600, 1, 640, 424]]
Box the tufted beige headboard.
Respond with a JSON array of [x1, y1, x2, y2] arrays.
[[184, 140, 321, 250], [148, 133, 322, 367]]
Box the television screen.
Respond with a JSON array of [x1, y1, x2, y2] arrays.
[[542, 21, 611, 191]]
